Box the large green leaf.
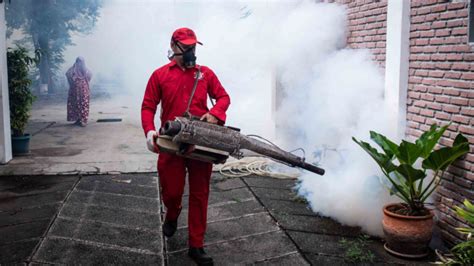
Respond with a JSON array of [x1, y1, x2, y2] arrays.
[[395, 164, 426, 185], [416, 124, 449, 158], [422, 134, 470, 171], [370, 131, 399, 159], [352, 137, 396, 173], [397, 140, 423, 165]]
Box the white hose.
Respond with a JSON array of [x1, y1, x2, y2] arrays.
[[214, 157, 300, 179]]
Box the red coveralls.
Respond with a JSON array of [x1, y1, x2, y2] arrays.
[[141, 60, 230, 247]]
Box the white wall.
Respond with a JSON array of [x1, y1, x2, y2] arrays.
[[384, 0, 410, 138], [0, 2, 12, 164]]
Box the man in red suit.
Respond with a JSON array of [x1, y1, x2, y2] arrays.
[[141, 27, 230, 265]]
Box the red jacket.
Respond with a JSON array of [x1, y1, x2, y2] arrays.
[[141, 61, 231, 135]]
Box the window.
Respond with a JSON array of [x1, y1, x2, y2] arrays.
[[470, 0, 474, 43]]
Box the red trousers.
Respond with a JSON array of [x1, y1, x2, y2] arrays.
[[157, 153, 213, 248]]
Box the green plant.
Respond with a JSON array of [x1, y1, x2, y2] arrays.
[[436, 199, 474, 265], [339, 234, 375, 263], [7, 46, 40, 136], [353, 124, 469, 216]]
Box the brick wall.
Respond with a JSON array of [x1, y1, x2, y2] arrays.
[[329, 0, 388, 68], [407, 0, 474, 246]]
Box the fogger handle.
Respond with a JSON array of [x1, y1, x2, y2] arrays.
[[302, 163, 325, 175]]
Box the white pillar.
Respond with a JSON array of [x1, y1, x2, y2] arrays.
[[384, 0, 410, 138], [0, 2, 12, 164]]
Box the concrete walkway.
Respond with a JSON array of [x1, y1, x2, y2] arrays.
[[1, 96, 436, 264], [1, 172, 435, 265]]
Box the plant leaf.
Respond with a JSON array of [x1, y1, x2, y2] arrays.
[[353, 137, 396, 173], [397, 140, 423, 165], [396, 164, 426, 184], [370, 131, 399, 159], [416, 124, 448, 158], [422, 134, 470, 171]]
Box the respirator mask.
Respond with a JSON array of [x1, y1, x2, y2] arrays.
[[168, 41, 197, 68]]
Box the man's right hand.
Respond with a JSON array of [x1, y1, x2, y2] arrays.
[[146, 130, 159, 153]]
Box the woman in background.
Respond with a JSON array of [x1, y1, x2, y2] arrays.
[[66, 57, 92, 127]]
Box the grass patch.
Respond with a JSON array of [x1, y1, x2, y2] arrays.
[[339, 234, 375, 263]]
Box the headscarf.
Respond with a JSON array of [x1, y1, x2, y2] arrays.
[[66, 56, 92, 81]]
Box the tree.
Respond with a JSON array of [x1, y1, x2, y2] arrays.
[[5, 0, 102, 93]]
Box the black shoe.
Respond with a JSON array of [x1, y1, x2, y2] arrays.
[[188, 247, 214, 266], [162, 220, 177, 237]]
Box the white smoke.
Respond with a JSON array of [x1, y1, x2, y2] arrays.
[[63, 0, 399, 235]]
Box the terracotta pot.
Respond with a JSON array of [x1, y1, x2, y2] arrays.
[[382, 203, 434, 259]]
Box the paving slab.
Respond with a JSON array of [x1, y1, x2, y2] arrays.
[[259, 197, 316, 216], [167, 212, 279, 252], [49, 217, 162, 253], [0, 219, 50, 244], [76, 179, 158, 198], [251, 186, 298, 201], [181, 187, 254, 209], [0, 239, 39, 264], [0, 190, 69, 211], [33, 237, 163, 265], [0, 203, 61, 226], [242, 176, 297, 190], [81, 173, 158, 187], [68, 190, 159, 213], [178, 199, 264, 227], [254, 252, 310, 265], [271, 212, 361, 237], [167, 231, 297, 265]]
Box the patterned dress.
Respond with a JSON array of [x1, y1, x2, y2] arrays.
[[66, 57, 92, 125]]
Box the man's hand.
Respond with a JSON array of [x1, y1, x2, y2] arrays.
[[200, 112, 218, 124], [146, 130, 159, 153]]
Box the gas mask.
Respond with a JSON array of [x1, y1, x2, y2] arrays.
[[168, 41, 197, 68]]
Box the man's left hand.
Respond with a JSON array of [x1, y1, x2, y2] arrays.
[[200, 113, 218, 124]]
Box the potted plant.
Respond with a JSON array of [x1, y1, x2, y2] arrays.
[[435, 199, 474, 265], [353, 124, 470, 258], [7, 46, 39, 154]]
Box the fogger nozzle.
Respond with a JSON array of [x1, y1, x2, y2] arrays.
[[159, 117, 325, 176]]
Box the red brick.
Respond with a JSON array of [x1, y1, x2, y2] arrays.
[[412, 115, 426, 123], [443, 88, 462, 95], [435, 63, 452, 70], [408, 91, 421, 99], [461, 72, 474, 80], [412, 16, 426, 24], [443, 105, 461, 113], [415, 39, 430, 45], [446, 54, 463, 61], [428, 87, 443, 94], [431, 5, 447, 13], [452, 115, 470, 124], [408, 106, 421, 114], [463, 53, 474, 61], [447, 2, 467, 10], [461, 108, 474, 116], [425, 71, 442, 78], [440, 11, 460, 20], [420, 30, 435, 37], [445, 37, 464, 44], [459, 125, 474, 135], [432, 54, 447, 61], [451, 28, 468, 36], [421, 93, 435, 101], [447, 20, 465, 28], [450, 98, 469, 106], [444, 72, 462, 79], [432, 21, 447, 29], [430, 38, 445, 45], [426, 102, 442, 110], [435, 95, 450, 103], [435, 112, 450, 120], [420, 109, 435, 117], [436, 29, 451, 37], [451, 63, 470, 70]]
